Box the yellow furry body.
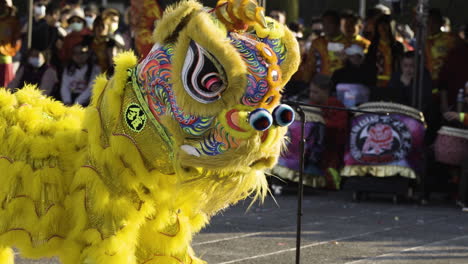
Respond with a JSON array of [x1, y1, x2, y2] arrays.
[[0, 1, 300, 263], [0, 55, 235, 264]]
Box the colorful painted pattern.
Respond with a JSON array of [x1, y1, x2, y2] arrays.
[[137, 44, 215, 137], [261, 38, 286, 64], [343, 113, 425, 178], [229, 33, 269, 107], [198, 123, 240, 156]]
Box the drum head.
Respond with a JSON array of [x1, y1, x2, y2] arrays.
[[438, 126, 468, 140], [357, 102, 425, 122]]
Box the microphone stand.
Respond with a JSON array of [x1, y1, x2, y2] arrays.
[[282, 100, 389, 264], [290, 104, 306, 264]]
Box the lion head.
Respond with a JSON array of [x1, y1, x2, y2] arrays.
[[89, 0, 300, 216], [133, 1, 300, 176]]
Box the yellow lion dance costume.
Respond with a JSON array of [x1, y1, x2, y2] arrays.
[[0, 1, 299, 263]]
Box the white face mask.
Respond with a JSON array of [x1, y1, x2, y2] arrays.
[[34, 5, 46, 18], [110, 22, 119, 33], [28, 57, 44, 68], [69, 22, 84, 32], [85, 16, 95, 28]]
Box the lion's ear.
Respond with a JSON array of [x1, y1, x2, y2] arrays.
[[153, 1, 204, 45], [253, 17, 301, 87]]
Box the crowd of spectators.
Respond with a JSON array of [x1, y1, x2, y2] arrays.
[[281, 6, 467, 113], [1, 0, 129, 105]]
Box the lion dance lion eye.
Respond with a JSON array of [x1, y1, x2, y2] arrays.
[[201, 73, 223, 92], [249, 108, 273, 131], [182, 41, 227, 104], [272, 104, 295, 127]]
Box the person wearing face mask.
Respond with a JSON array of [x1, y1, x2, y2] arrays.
[[33, 1, 46, 22], [67, 10, 86, 33], [7, 48, 58, 96], [101, 8, 123, 43], [0, 0, 21, 87], [84, 4, 98, 30], [91, 8, 124, 76], [59, 8, 92, 64]]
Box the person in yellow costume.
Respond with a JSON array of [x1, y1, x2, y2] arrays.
[[366, 15, 403, 89], [341, 11, 371, 53], [303, 10, 347, 81], [0, 1, 300, 264], [425, 8, 458, 84]]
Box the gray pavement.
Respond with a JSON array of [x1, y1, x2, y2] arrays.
[[16, 191, 468, 264]]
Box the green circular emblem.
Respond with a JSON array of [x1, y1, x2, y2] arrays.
[[125, 103, 147, 132]]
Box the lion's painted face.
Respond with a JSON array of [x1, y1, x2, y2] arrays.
[[134, 10, 299, 172]]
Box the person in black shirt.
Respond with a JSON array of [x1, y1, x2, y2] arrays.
[[332, 44, 377, 85], [331, 44, 377, 102], [387, 51, 433, 109], [387, 51, 438, 142]]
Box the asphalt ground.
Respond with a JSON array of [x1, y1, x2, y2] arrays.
[[16, 190, 468, 264]]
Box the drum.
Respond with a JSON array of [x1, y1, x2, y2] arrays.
[[272, 106, 326, 187], [342, 102, 426, 179], [434, 126, 468, 166]]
